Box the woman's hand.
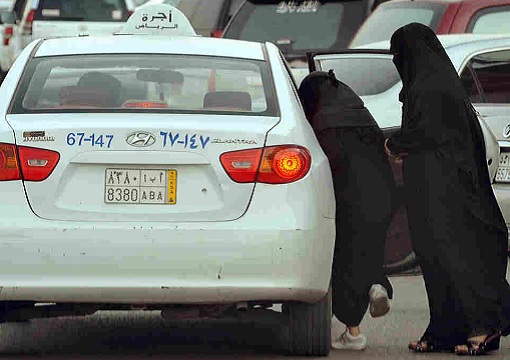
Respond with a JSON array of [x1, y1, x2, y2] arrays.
[[384, 138, 393, 158], [384, 138, 407, 165]]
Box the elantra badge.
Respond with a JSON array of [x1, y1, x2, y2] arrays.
[[126, 131, 156, 147], [504, 125, 510, 139]]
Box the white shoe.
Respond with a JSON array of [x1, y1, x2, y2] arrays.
[[369, 284, 390, 318], [332, 330, 367, 350]]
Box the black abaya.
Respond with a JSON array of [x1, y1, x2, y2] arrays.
[[299, 71, 395, 327], [387, 23, 508, 343]]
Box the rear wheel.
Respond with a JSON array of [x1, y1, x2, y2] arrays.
[[383, 204, 419, 275], [284, 287, 332, 357]]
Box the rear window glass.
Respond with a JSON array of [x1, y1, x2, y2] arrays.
[[470, 8, 510, 35], [318, 56, 400, 96], [223, 1, 365, 53], [35, 0, 129, 22], [349, 3, 446, 48], [11, 55, 277, 116]]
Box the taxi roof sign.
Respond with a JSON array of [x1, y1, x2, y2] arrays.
[[119, 4, 197, 36]]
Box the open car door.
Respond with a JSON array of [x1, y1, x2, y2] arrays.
[[306, 50, 501, 274]]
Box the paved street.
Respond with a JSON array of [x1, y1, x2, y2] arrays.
[[0, 270, 509, 359]]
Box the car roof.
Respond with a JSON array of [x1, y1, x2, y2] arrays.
[[33, 35, 266, 60], [380, 0, 510, 5], [381, 0, 466, 4], [355, 33, 510, 51]]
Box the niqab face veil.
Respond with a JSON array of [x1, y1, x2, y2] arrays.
[[389, 23, 460, 99]]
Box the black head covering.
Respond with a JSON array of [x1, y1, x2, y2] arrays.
[[390, 22, 460, 101], [298, 70, 377, 130], [77, 71, 123, 106]]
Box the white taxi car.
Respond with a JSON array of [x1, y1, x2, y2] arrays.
[[0, 4, 335, 356]]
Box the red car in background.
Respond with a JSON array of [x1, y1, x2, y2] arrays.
[[349, 0, 510, 48]]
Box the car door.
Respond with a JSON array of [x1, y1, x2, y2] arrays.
[[459, 48, 510, 224], [307, 50, 501, 273]]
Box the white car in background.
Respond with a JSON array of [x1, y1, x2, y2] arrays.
[[0, 0, 12, 11], [0, 4, 335, 356], [307, 34, 510, 272], [0, 2, 14, 79], [3, 0, 136, 77]]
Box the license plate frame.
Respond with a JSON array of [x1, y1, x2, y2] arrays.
[[495, 152, 510, 183], [104, 168, 177, 205]]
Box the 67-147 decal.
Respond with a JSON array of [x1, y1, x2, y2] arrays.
[[67, 133, 114, 148]]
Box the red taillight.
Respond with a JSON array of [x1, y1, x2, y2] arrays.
[[0, 143, 60, 182], [18, 146, 60, 181], [22, 9, 35, 36], [3, 26, 13, 46], [0, 143, 21, 181], [211, 29, 223, 38], [128, 10, 134, 18], [220, 145, 311, 184], [220, 148, 262, 183]]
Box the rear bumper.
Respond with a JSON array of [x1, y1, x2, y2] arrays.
[[0, 222, 334, 304], [0, 183, 335, 305]]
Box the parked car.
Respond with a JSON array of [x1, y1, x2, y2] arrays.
[[0, 0, 12, 11], [349, 0, 510, 48], [308, 33, 510, 272], [222, 0, 391, 67], [138, 0, 244, 37], [3, 0, 135, 77], [0, 3, 335, 356], [0, 2, 14, 79]]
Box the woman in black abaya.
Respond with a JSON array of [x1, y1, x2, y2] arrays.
[[299, 70, 395, 350], [385, 23, 508, 355]]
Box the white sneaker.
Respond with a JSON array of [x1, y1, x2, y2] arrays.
[[332, 330, 367, 350], [369, 284, 390, 318]]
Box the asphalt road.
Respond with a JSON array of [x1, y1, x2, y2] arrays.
[[0, 272, 509, 359]]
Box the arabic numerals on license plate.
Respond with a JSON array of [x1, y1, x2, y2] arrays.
[[67, 132, 114, 148]]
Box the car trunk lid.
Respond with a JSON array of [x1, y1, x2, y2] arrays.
[[7, 113, 278, 222]]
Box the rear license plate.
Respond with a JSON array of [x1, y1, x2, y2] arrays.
[[105, 168, 177, 204], [496, 152, 510, 182]]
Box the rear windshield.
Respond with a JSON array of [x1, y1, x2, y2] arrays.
[[35, 0, 129, 22], [223, 0, 368, 54], [11, 54, 277, 116], [349, 2, 447, 48], [469, 7, 510, 35], [319, 56, 400, 96]]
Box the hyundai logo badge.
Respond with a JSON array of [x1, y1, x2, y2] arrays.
[[126, 131, 156, 147], [504, 125, 510, 139]]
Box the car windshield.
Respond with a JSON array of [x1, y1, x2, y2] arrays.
[[470, 9, 510, 34], [35, 0, 129, 22], [11, 54, 276, 116], [349, 2, 447, 48], [319, 56, 400, 96], [223, 1, 356, 54]]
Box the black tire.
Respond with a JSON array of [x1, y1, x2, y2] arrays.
[[383, 251, 419, 275], [284, 287, 332, 357], [383, 201, 419, 275]]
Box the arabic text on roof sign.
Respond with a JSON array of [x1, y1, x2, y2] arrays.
[[136, 11, 179, 30], [276, 1, 320, 14]]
